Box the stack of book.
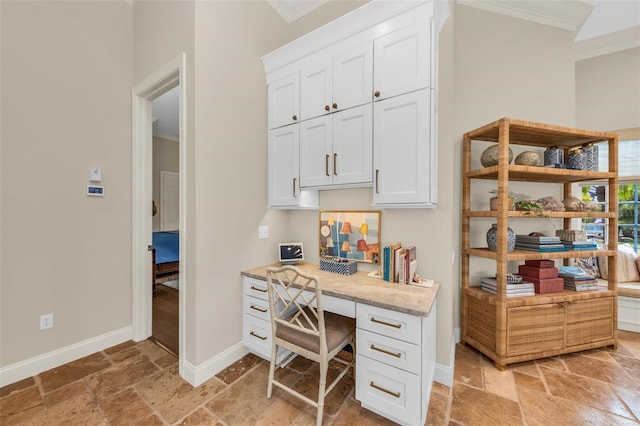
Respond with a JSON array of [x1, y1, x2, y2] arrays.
[[382, 243, 417, 284], [559, 266, 599, 291], [560, 239, 599, 251], [515, 235, 569, 252], [480, 277, 535, 298], [518, 260, 564, 293]]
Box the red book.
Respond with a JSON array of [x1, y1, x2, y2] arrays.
[[518, 265, 559, 279], [521, 276, 564, 293], [525, 259, 555, 269]]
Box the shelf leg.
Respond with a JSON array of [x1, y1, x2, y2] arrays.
[[494, 361, 507, 371]]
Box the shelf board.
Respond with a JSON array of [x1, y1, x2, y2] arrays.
[[465, 247, 615, 260], [464, 211, 616, 219], [466, 165, 615, 183], [464, 286, 617, 307], [463, 117, 617, 147]]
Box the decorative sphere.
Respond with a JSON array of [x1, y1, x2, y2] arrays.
[[480, 144, 513, 167], [514, 151, 541, 166]]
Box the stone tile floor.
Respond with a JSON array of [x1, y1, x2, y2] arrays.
[[1, 331, 639, 425]]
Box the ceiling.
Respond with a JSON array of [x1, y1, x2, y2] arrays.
[[151, 0, 640, 141]]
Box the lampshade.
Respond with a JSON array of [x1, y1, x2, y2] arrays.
[[326, 236, 334, 248], [359, 223, 368, 235], [341, 241, 352, 253], [327, 216, 335, 225], [356, 239, 369, 251], [340, 221, 352, 234]]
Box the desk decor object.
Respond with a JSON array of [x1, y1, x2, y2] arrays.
[[319, 210, 381, 264], [320, 257, 358, 275]]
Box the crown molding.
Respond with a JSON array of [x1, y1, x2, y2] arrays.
[[267, 0, 330, 23], [576, 25, 640, 61], [457, 0, 593, 32]]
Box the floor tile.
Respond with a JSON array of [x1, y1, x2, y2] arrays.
[[37, 352, 111, 393], [481, 357, 518, 401], [99, 387, 154, 425], [215, 352, 262, 385], [176, 407, 225, 425], [0, 376, 36, 398], [86, 354, 160, 398], [563, 352, 640, 391], [449, 382, 523, 426], [331, 397, 397, 426], [0, 386, 43, 422], [452, 344, 483, 388]]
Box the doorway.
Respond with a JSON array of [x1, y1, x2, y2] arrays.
[[132, 54, 187, 375]]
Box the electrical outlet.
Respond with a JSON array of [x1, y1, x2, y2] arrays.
[[40, 314, 53, 330]]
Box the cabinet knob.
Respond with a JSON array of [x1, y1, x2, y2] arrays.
[[374, 90, 380, 98], [332, 103, 338, 110], [292, 115, 297, 121], [324, 105, 330, 111]]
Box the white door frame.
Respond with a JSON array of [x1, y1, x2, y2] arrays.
[[132, 54, 187, 375]]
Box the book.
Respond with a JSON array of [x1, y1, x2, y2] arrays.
[[382, 246, 391, 281], [515, 245, 569, 252], [404, 246, 416, 284], [398, 253, 405, 285], [480, 277, 535, 290], [516, 235, 562, 244], [394, 248, 405, 283], [388, 242, 402, 283]]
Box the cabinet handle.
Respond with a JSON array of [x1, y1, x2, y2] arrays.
[[333, 153, 338, 175], [326, 154, 330, 176], [371, 317, 402, 329], [370, 381, 400, 398], [370, 344, 401, 358], [325, 105, 330, 111], [292, 115, 297, 121], [332, 102, 338, 110], [250, 285, 267, 293], [250, 305, 268, 313], [374, 90, 380, 98], [292, 177, 297, 197], [375, 169, 380, 194], [250, 331, 267, 341]]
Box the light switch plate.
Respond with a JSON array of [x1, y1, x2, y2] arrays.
[[258, 225, 269, 239], [89, 167, 102, 182]]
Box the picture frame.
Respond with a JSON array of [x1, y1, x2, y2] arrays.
[[319, 210, 381, 264]]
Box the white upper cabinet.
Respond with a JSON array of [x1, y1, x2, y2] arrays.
[[268, 73, 299, 129], [373, 20, 431, 102], [300, 42, 373, 121], [373, 89, 435, 207], [300, 104, 372, 188]]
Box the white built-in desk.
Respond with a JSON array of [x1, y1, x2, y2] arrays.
[[241, 262, 440, 425]]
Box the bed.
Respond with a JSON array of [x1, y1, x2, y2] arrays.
[[152, 231, 179, 289]]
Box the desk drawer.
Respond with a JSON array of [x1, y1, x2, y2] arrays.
[[243, 295, 272, 322], [278, 285, 355, 319], [243, 277, 269, 300], [355, 354, 421, 426], [242, 315, 272, 359], [356, 304, 421, 344], [357, 328, 420, 374]]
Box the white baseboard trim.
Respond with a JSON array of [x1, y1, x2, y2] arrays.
[[618, 296, 640, 333], [182, 342, 249, 387], [433, 327, 459, 388], [0, 326, 132, 387]]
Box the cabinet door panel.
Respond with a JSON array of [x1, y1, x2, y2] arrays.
[[333, 42, 373, 111], [373, 90, 430, 205], [507, 304, 565, 356], [300, 62, 332, 121], [268, 74, 299, 129], [332, 104, 372, 186], [374, 21, 430, 101], [566, 298, 614, 346], [300, 115, 332, 188], [268, 125, 300, 207]]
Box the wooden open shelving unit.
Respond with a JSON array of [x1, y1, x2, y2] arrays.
[[462, 117, 619, 370]]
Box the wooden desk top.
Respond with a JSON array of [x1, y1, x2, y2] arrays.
[[241, 262, 440, 317]]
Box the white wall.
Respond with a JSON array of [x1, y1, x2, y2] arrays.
[[152, 137, 179, 232], [1, 1, 133, 365]]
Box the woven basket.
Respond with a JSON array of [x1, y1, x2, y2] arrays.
[[556, 229, 587, 242]]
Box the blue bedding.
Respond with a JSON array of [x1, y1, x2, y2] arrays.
[[153, 232, 179, 264]]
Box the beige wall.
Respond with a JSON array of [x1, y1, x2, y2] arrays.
[[152, 137, 179, 232], [1, 1, 133, 365], [576, 47, 640, 131]]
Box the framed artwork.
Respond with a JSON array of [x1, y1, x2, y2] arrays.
[[319, 210, 381, 264]]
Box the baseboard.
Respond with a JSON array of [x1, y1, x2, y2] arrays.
[[618, 296, 640, 333], [182, 342, 249, 387], [0, 326, 132, 387], [433, 327, 459, 387]]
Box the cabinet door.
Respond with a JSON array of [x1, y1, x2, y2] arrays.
[[373, 90, 432, 206], [333, 42, 373, 112], [300, 115, 332, 188], [268, 74, 300, 129], [332, 104, 372, 186], [300, 62, 332, 121], [373, 21, 430, 101], [566, 298, 614, 346], [507, 304, 565, 356], [268, 125, 300, 207]]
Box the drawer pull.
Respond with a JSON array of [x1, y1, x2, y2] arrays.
[[370, 344, 401, 358], [250, 305, 268, 313], [371, 317, 402, 329], [370, 381, 401, 398], [250, 285, 267, 293], [250, 331, 267, 341]]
